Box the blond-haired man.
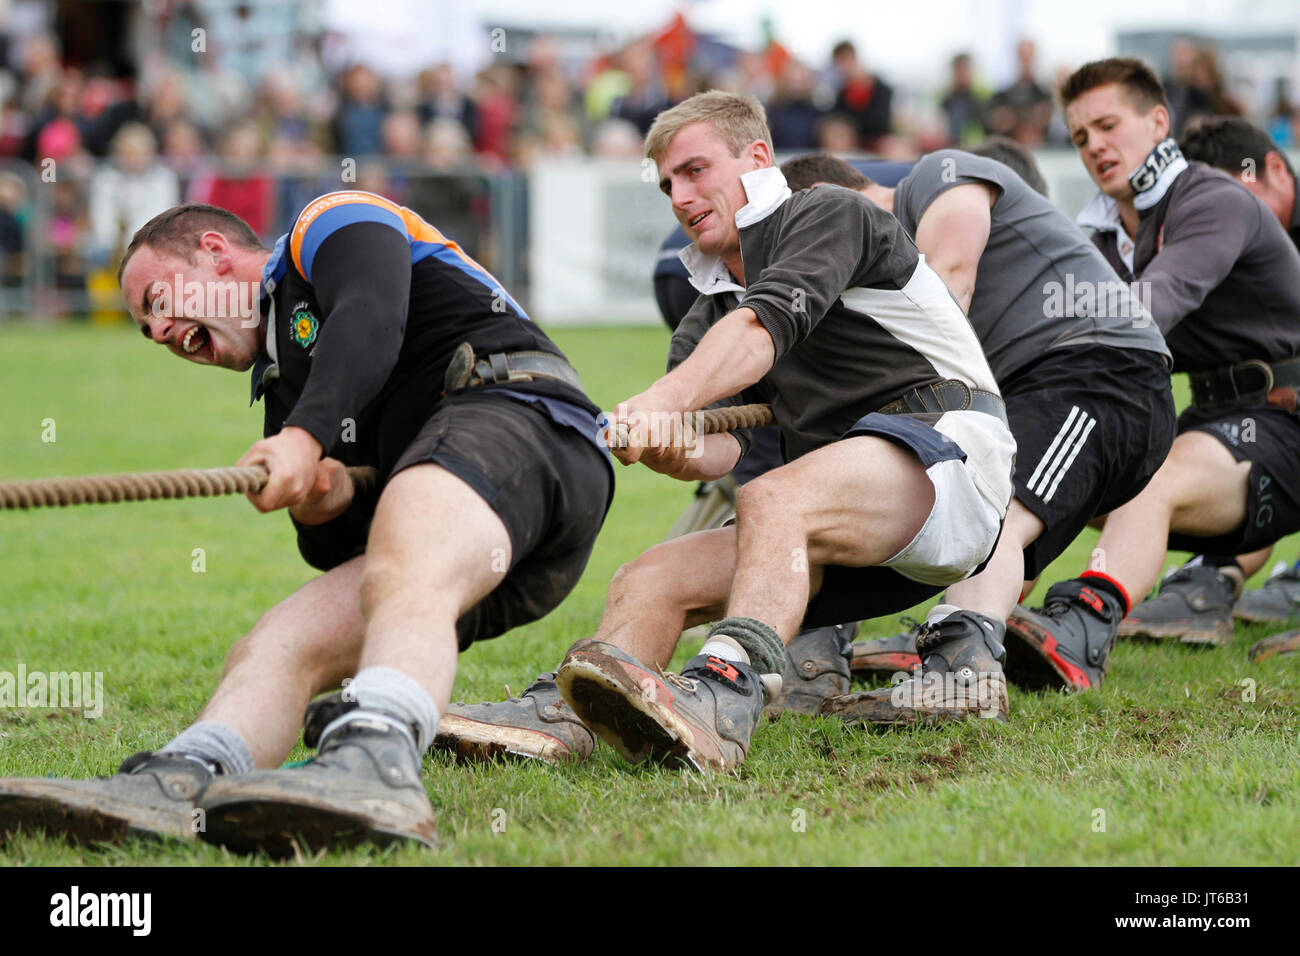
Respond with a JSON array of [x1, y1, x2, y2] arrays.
[[439, 92, 1017, 771]]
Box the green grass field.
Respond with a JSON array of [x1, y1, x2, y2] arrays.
[[0, 322, 1297, 866]]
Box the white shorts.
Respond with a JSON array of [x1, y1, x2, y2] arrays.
[[847, 409, 1016, 587]]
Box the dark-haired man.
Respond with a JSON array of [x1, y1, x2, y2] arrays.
[[0, 195, 613, 853], [1181, 116, 1300, 243], [1007, 58, 1300, 661], [777, 151, 1174, 702], [1122, 116, 1300, 641]]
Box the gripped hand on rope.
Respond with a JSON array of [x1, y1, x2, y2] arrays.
[[607, 397, 698, 474], [606, 401, 774, 476], [236, 425, 326, 515]]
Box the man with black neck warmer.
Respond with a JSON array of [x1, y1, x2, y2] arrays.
[[1006, 58, 1300, 664], [1123, 116, 1300, 644]]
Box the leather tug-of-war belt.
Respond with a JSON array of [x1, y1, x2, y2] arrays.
[[877, 379, 1008, 426], [443, 341, 583, 395], [1188, 356, 1300, 412]]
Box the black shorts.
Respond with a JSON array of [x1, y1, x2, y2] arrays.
[[390, 391, 614, 649], [802, 565, 948, 629], [1171, 403, 1300, 554], [1007, 345, 1175, 578]]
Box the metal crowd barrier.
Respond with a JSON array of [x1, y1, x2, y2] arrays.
[[0, 158, 527, 322]]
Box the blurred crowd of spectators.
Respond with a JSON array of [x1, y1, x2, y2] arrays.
[[0, 11, 1286, 317]]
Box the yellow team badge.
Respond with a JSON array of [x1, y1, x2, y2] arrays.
[[291, 303, 318, 349]]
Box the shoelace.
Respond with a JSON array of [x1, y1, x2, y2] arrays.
[[502, 672, 559, 702], [1040, 595, 1079, 618], [661, 669, 699, 693]]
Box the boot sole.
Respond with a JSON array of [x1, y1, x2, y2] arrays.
[[1249, 629, 1300, 662], [556, 656, 712, 771], [199, 793, 438, 858], [1233, 607, 1300, 626], [1116, 618, 1233, 647], [1003, 615, 1096, 691], [432, 714, 586, 765], [819, 684, 1008, 726], [0, 783, 193, 846]]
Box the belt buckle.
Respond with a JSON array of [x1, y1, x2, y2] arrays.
[[1230, 360, 1273, 400], [443, 342, 476, 394]]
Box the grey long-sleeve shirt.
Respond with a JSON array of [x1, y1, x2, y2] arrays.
[[894, 149, 1170, 381], [1081, 161, 1300, 373]]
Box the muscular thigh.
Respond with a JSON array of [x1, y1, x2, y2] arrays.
[[742, 435, 934, 566], [365, 462, 513, 617], [1162, 430, 1251, 536], [377, 392, 613, 647], [1164, 407, 1300, 552]]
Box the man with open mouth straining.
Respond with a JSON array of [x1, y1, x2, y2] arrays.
[[0, 194, 614, 855]]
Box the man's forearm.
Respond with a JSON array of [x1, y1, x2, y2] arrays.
[[650, 307, 775, 411], [674, 433, 743, 482]]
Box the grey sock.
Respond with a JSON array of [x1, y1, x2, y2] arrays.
[[707, 617, 786, 676], [160, 721, 255, 776], [347, 666, 440, 753]]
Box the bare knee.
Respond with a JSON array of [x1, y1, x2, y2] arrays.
[[609, 536, 728, 616], [359, 558, 396, 621], [359, 554, 446, 622], [1005, 498, 1046, 549], [734, 474, 791, 526], [610, 544, 682, 602]]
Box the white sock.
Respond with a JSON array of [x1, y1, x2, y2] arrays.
[[925, 603, 961, 625], [700, 634, 749, 664], [347, 666, 441, 753]]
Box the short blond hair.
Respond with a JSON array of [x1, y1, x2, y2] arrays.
[[644, 90, 773, 162]]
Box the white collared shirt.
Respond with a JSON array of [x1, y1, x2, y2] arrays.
[[677, 166, 793, 295], [1075, 153, 1190, 275]]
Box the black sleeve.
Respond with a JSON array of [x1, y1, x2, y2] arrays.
[[738, 188, 882, 360], [264, 386, 379, 570], [282, 220, 412, 452]]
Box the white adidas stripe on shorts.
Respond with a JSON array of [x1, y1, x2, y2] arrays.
[[1026, 405, 1097, 504]]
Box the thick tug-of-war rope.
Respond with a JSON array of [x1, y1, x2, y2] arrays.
[[0, 465, 377, 511], [1, 403, 771, 509], [610, 402, 774, 449]]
